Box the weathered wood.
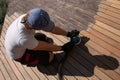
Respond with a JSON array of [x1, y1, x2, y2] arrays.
[[0, 0, 120, 80]]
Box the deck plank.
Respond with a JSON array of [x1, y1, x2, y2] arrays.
[[95, 21, 120, 36], [0, 41, 25, 80], [99, 4, 120, 14], [0, 59, 11, 80], [94, 15, 120, 30], [0, 68, 5, 80], [0, 0, 120, 80], [98, 7, 120, 19], [102, 1, 120, 9], [97, 12, 120, 25], [88, 27, 120, 49], [90, 24, 120, 42]]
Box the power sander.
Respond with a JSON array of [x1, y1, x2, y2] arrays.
[[70, 35, 81, 45]]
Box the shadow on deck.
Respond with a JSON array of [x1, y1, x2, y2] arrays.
[[37, 36, 119, 77], [0, 0, 120, 80]]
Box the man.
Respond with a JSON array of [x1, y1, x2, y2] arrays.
[[5, 8, 79, 65]]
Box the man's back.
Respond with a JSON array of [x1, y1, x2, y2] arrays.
[[5, 15, 29, 59]]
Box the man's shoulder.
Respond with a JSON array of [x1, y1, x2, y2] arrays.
[[9, 14, 25, 27]]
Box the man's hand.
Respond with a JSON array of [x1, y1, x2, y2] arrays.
[[67, 30, 79, 38], [61, 42, 74, 53]]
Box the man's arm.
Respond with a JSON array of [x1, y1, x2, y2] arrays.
[[51, 26, 67, 36], [31, 41, 62, 51]]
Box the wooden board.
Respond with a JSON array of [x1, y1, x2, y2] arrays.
[[0, 0, 120, 80]]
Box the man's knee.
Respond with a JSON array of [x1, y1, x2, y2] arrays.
[[34, 33, 46, 41]]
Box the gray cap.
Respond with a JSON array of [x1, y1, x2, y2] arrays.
[[27, 8, 54, 31]]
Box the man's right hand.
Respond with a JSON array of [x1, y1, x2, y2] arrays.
[[61, 42, 74, 53]]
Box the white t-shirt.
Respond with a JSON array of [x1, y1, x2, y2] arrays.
[[5, 14, 39, 59]]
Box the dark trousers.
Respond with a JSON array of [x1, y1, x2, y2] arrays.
[[15, 33, 53, 65]]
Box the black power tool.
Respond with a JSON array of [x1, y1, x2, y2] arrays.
[[70, 36, 81, 45], [57, 34, 81, 80]]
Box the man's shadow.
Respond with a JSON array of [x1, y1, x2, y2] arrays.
[[36, 36, 119, 77]]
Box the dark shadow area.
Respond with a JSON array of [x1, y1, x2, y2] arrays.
[[0, 0, 8, 35], [36, 36, 119, 77], [7, 0, 103, 31]]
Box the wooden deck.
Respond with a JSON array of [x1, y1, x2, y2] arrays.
[[0, 0, 120, 80]]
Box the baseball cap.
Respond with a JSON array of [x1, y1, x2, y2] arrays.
[[26, 8, 54, 31]]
